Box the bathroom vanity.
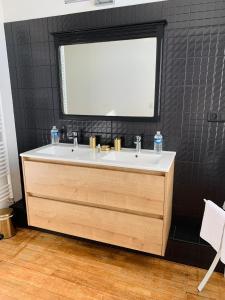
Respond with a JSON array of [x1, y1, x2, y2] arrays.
[[21, 144, 175, 256]]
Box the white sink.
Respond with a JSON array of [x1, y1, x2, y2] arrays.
[[102, 151, 161, 165], [21, 143, 176, 173], [36, 144, 89, 156], [36, 145, 73, 155]]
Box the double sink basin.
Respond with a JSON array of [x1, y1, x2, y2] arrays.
[[21, 143, 176, 173]]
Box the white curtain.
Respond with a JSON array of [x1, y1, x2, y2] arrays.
[[0, 94, 13, 208]]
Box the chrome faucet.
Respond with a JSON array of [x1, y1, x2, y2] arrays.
[[134, 136, 141, 153], [68, 131, 79, 150]]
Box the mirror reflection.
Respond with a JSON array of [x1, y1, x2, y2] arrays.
[[59, 37, 157, 117]]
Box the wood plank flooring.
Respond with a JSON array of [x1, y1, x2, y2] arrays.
[[0, 228, 224, 300]]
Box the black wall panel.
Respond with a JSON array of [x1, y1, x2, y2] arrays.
[[4, 0, 225, 263]]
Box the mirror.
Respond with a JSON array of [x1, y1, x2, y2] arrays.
[[59, 37, 158, 118], [54, 22, 165, 120]]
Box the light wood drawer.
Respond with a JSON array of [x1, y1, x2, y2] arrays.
[[24, 161, 165, 216], [27, 196, 163, 255]]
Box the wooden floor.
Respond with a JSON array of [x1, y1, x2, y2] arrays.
[[0, 228, 224, 300]]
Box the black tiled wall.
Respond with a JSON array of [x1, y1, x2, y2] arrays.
[[4, 0, 225, 225]]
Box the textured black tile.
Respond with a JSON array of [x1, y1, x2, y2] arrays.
[[19, 88, 53, 109], [142, 135, 154, 150], [169, 223, 176, 239], [52, 87, 60, 111], [13, 107, 26, 129], [29, 18, 49, 43], [31, 42, 51, 66], [47, 16, 63, 42], [23, 129, 39, 151], [36, 129, 51, 146], [50, 65, 59, 88], [49, 42, 57, 65], [12, 21, 31, 45], [173, 220, 200, 244], [24, 108, 54, 130], [15, 44, 32, 66], [23, 108, 38, 129], [17, 66, 51, 88]]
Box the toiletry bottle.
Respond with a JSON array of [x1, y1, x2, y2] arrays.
[[114, 137, 121, 151], [51, 126, 59, 144], [154, 131, 163, 153], [89, 135, 96, 149]]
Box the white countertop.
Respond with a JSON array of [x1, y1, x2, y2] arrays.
[[20, 143, 176, 173]]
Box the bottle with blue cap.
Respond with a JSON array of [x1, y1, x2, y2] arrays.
[[154, 131, 163, 154], [51, 126, 59, 144]]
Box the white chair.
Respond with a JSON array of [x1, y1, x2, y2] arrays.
[[197, 199, 225, 292]]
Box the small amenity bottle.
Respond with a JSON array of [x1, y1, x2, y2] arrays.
[[154, 131, 163, 154], [51, 126, 59, 144]]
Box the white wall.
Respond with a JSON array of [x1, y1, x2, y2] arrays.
[[2, 0, 165, 22], [0, 0, 22, 204]]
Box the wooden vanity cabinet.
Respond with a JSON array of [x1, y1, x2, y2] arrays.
[[22, 158, 174, 256]]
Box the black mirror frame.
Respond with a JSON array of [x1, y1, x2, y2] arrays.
[[52, 21, 166, 122]]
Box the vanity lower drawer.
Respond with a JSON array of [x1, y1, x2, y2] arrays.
[[24, 161, 165, 217], [27, 196, 163, 255]]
